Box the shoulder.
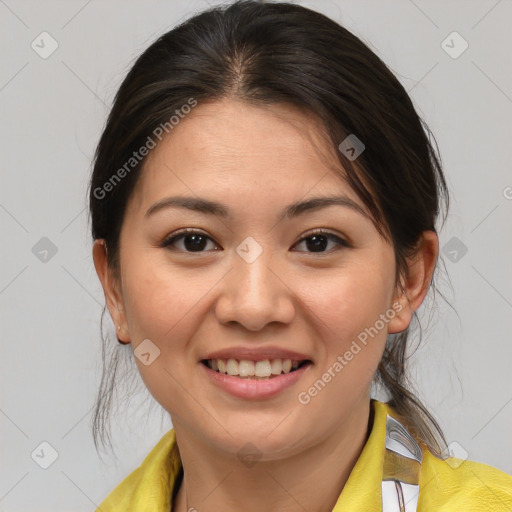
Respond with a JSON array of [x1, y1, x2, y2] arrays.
[[419, 448, 512, 510], [376, 400, 512, 510], [95, 429, 181, 512]]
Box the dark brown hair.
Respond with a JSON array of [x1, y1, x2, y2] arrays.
[[88, 0, 450, 458]]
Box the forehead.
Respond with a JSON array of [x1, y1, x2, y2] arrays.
[[126, 99, 358, 217]]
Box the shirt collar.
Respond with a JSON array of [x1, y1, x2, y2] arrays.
[[98, 399, 407, 511]]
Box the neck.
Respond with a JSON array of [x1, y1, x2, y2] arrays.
[[172, 398, 372, 512]]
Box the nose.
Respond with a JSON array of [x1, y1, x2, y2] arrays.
[[214, 248, 296, 331]]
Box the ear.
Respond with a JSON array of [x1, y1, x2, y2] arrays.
[[92, 239, 130, 343], [387, 230, 439, 334]]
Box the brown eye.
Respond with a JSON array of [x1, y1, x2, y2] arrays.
[[161, 229, 349, 254], [293, 231, 349, 253], [161, 230, 220, 253]]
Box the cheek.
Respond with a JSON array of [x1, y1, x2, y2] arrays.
[[297, 259, 394, 399], [121, 258, 215, 343], [119, 258, 230, 394], [119, 261, 212, 409], [297, 275, 390, 419], [300, 264, 394, 345]]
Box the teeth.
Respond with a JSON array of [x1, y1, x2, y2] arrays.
[[226, 359, 238, 376], [206, 358, 305, 378], [254, 360, 271, 377], [238, 360, 255, 377], [270, 359, 282, 375]]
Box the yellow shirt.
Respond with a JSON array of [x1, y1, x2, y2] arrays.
[[95, 400, 512, 511]]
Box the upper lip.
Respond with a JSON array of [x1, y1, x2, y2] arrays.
[[201, 346, 313, 363]]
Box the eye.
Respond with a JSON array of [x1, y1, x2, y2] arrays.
[[160, 229, 220, 253], [160, 229, 350, 254], [292, 230, 350, 254]]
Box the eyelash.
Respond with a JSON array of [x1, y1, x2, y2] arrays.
[[160, 228, 350, 254]]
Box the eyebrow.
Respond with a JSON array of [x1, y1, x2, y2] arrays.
[[144, 195, 369, 221]]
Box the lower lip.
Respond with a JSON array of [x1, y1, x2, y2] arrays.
[[200, 361, 312, 400]]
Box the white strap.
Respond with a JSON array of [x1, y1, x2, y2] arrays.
[[381, 414, 422, 512]]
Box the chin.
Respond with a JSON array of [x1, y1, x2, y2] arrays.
[[208, 421, 308, 460]]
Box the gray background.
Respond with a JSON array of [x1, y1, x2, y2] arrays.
[[1, 0, 511, 510]]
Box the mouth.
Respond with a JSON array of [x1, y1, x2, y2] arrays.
[[200, 358, 312, 379], [200, 357, 313, 400]]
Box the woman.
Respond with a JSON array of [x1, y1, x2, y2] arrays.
[[89, 1, 512, 510]]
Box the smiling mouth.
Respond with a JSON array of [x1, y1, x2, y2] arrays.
[[201, 359, 312, 379]]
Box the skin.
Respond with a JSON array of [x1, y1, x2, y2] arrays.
[[93, 98, 438, 512]]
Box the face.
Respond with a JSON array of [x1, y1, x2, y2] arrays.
[[97, 98, 411, 459]]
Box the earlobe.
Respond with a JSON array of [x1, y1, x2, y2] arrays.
[[92, 239, 130, 343], [386, 231, 439, 335], [387, 287, 413, 334]]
